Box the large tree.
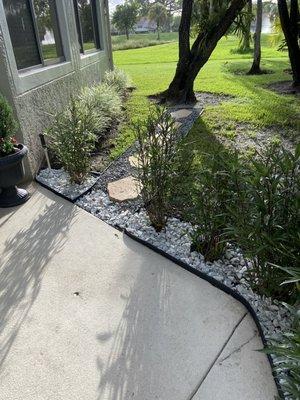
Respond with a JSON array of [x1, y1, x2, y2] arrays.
[[277, 0, 300, 88], [248, 0, 263, 74], [162, 0, 248, 103], [112, 3, 138, 40]]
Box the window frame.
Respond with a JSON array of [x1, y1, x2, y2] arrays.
[[4, 0, 65, 72], [73, 0, 102, 55]]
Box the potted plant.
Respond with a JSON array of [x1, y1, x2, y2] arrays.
[[0, 94, 29, 207]]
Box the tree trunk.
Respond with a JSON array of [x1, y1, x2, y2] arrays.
[[126, 28, 129, 40], [162, 0, 248, 103], [278, 0, 300, 87], [157, 23, 160, 40], [248, 0, 262, 74]]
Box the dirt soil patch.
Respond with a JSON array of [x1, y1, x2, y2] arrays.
[[267, 80, 300, 96]]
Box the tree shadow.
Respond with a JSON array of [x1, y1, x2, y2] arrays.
[[0, 192, 76, 371], [95, 235, 172, 400], [222, 59, 300, 131]]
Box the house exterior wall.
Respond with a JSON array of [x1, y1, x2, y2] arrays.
[[0, 0, 113, 179]]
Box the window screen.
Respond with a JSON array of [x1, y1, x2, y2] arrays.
[[33, 0, 64, 63], [3, 0, 41, 69], [74, 0, 100, 53], [3, 0, 64, 70]]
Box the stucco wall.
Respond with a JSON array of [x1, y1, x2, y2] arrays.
[[0, 0, 113, 179]]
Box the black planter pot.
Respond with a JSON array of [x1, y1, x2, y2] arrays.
[[0, 144, 29, 207]]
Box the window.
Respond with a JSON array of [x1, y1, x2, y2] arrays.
[[73, 0, 100, 54], [3, 0, 64, 70]]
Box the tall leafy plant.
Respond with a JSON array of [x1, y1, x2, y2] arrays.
[[46, 97, 97, 184], [189, 148, 246, 261], [228, 144, 300, 300], [136, 106, 180, 231]]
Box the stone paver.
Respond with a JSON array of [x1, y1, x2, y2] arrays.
[[107, 175, 140, 202], [0, 187, 278, 400], [171, 108, 193, 119]]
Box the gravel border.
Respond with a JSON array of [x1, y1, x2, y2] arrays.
[[36, 169, 99, 201]]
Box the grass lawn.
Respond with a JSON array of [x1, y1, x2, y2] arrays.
[[112, 34, 300, 159]]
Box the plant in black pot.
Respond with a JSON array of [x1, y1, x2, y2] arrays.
[[0, 94, 29, 207]]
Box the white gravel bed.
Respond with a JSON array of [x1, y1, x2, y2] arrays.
[[36, 169, 99, 201]]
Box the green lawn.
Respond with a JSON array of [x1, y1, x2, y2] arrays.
[[112, 34, 300, 158]]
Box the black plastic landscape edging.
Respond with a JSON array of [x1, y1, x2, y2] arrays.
[[122, 228, 285, 400]]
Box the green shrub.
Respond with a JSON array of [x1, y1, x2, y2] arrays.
[[188, 149, 245, 262], [136, 106, 181, 231], [187, 143, 299, 300], [0, 94, 18, 156], [103, 68, 132, 96], [274, 265, 300, 304], [79, 83, 123, 140], [228, 144, 300, 300], [46, 97, 97, 184]]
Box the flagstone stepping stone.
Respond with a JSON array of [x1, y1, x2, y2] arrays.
[[171, 109, 193, 120], [107, 176, 141, 202]]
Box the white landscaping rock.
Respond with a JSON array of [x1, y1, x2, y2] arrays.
[[36, 168, 98, 201]]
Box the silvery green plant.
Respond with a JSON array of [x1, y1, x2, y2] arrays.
[[103, 68, 132, 97], [79, 83, 123, 141]]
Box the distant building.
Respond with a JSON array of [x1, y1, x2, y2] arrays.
[[134, 18, 157, 33]]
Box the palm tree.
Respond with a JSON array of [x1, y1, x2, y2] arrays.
[[148, 2, 168, 40]]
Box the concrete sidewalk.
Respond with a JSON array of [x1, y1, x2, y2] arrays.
[[0, 187, 277, 400]]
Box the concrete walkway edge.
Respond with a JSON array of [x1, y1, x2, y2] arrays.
[[123, 228, 282, 399]]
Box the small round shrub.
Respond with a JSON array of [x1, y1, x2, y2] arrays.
[[0, 94, 18, 155]]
